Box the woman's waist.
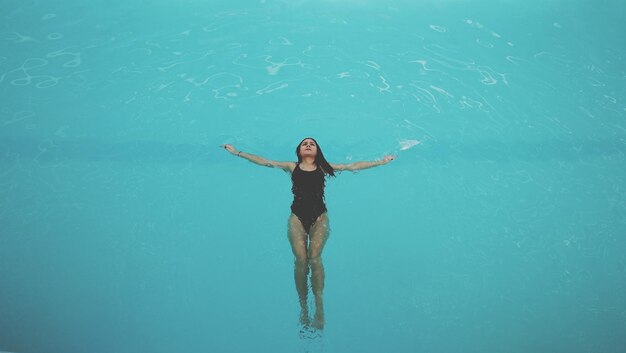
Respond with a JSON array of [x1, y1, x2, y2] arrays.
[[291, 194, 325, 200], [290, 198, 326, 208]]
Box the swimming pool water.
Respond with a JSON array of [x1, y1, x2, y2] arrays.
[[1, 1, 625, 352]]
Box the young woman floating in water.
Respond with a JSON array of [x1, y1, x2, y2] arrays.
[[222, 137, 395, 331]]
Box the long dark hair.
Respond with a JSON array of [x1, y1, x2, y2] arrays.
[[295, 137, 335, 177]]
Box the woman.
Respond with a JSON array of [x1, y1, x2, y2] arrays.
[[222, 137, 394, 331]]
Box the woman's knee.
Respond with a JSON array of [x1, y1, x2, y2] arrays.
[[294, 255, 308, 266], [307, 245, 325, 259], [294, 254, 310, 273], [308, 255, 322, 265]]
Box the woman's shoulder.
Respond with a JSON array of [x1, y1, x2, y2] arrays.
[[285, 161, 297, 172]]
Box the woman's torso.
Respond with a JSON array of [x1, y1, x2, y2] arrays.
[[290, 163, 327, 213]]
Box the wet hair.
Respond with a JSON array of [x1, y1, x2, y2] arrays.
[[295, 137, 335, 177]]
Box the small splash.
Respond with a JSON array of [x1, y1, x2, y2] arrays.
[[47, 33, 63, 40], [299, 324, 323, 340], [269, 37, 293, 45], [399, 139, 421, 150], [429, 25, 447, 33]]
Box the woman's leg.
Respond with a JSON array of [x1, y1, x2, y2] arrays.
[[288, 213, 310, 325], [308, 212, 330, 330]]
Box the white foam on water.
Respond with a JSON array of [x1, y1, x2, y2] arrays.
[[399, 139, 421, 150]]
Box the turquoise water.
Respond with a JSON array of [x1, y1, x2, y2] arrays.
[[1, 0, 625, 352]]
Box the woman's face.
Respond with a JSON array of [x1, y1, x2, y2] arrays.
[[299, 138, 318, 157]]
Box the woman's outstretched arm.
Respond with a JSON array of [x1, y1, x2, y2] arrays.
[[221, 144, 295, 172], [330, 155, 395, 171]]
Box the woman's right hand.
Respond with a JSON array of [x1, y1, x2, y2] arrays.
[[221, 144, 237, 155]]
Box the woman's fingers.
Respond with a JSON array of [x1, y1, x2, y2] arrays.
[[221, 144, 235, 153]]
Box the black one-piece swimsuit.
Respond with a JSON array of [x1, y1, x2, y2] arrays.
[[290, 163, 327, 234]]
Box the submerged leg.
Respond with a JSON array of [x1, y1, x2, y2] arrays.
[[288, 213, 310, 326], [308, 212, 330, 330]]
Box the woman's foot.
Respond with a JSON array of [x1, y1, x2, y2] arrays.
[[299, 310, 310, 327], [312, 312, 324, 330]]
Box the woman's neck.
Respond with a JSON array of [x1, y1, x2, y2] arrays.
[[300, 156, 316, 166]]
